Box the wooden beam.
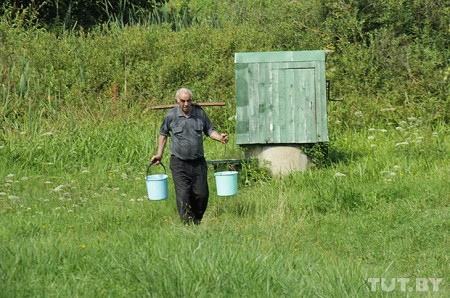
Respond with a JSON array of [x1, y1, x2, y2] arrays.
[[151, 102, 226, 110]]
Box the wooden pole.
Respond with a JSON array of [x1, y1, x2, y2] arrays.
[[151, 102, 225, 110], [113, 80, 118, 114]]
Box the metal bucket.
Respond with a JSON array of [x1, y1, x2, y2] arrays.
[[214, 171, 238, 196], [146, 163, 168, 200]]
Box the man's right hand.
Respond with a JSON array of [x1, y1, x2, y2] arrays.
[[151, 155, 162, 165]]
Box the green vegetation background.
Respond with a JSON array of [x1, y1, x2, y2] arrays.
[[1, 0, 449, 297], [1, 0, 448, 128]]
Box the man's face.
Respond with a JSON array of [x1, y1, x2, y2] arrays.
[[177, 92, 192, 115]]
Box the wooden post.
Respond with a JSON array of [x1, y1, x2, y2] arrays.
[[113, 81, 118, 114]]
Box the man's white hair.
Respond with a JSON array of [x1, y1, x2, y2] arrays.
[[176, 88, 193, 102]]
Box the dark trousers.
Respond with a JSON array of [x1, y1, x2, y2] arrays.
[[170, 155, 209, 223]]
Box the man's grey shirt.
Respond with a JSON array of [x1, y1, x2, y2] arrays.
[[159, 106, 216, 160]]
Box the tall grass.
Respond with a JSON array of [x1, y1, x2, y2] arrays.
[[1, 111, 448, 296]]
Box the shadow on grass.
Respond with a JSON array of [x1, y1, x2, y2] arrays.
[[302, 142, 364, 168]]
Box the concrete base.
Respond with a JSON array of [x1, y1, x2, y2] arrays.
[[244, 145, 309, 175]]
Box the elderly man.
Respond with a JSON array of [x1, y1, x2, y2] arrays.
[[151, 88, 229, 224]]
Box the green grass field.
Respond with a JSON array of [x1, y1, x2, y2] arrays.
[[1, 0, 449, 296], [1, 115, 448, 297]]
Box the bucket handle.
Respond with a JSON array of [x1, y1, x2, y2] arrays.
[[147, 162, 166, 176]]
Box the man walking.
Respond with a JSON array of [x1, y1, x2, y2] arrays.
[[151, 88, 228, 224]]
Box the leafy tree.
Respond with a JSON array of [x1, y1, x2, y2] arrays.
[[1, 0, 168, 29]]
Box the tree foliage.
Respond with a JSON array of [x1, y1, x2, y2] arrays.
[[1, 0, 168, 28]]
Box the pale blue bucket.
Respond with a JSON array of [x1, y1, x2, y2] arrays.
[[214, 171, 238, 196], [146, 163, 168, 200]]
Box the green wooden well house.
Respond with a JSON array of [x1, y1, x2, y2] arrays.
[[234, 50, 329, 174]]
